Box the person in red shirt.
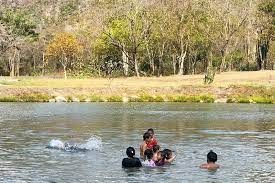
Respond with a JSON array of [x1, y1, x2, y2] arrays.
[[147, 128, 158, 149], [140, 132, 152, 160]]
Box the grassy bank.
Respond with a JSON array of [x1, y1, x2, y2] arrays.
[[0, 71, 274, 104]]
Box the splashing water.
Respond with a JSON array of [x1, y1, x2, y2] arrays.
[[79, 136, 103, 151], [47, 136, 103, 152], [48, 139, 65, 149]]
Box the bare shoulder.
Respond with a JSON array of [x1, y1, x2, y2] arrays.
[[199, 163, 208, 169], [200, 163, 220, 170]]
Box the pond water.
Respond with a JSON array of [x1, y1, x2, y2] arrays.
[[0, 103, 274, 182]]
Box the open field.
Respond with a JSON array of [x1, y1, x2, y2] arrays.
[[0, 71, 274, 103]]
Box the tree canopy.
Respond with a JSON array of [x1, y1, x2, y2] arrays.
[[0, 0, 274, 78]]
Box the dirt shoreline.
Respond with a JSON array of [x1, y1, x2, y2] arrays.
[[0, 85, 274, 103]]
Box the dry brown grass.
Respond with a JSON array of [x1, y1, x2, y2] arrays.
[[0, 71, 274, 99], [0, 71, 274, 88]]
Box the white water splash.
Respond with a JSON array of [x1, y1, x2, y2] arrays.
[[79, 136, 103, 151], [47, 136, 103, 152], [48, 139, 65, 149]]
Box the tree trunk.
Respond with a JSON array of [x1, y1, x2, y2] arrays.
[[42, 52, 45, 76], [63, 65, 67, 79], [172, 55, 177, 75], [133, 53, 139, 77], [220, 47, 228, 72], [178, 40, 187, 75], [9, 57, 15, 78], [146, 42, 154, 75], [178, 51, 187, 75], [63, 57, 68, 79], [16, 51, 20, 77], [9, 50, 16, 77], [158, 43, 165, 76], [122, 47, 129, 76]]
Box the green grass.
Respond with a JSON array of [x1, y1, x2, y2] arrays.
[[90, 95, 104, 102], [107, 95, 123, 102], [0, 96, 18, 102], [166, 95, 215, 103], [0, 80, 15, 85], [18, 93, 51, 102], [0, 93, 50, 102], [251, 96, 273, 104], [227, 95, 274, 104]]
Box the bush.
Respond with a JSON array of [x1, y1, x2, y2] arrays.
[[107, 95, 123, 102], [90, 95, 104, 102]]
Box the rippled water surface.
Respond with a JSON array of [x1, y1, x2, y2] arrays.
[[0, 103, 274, 182]]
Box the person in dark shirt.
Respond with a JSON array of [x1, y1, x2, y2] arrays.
[[122, 147, 142, 168]]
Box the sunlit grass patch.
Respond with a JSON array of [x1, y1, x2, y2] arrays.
[[90, 95, 104, 102], [0, 96, 18, 102], [107, 95, 123, 102], [18, 93, 51, 102]]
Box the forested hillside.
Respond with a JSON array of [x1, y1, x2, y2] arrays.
[[0, 0, 274, 78]]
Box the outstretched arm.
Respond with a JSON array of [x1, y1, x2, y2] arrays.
[[165, 154, 176, 163]]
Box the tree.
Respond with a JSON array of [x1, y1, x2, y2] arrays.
[[257, 0, 275, 70], [46, 32, 83, 79]]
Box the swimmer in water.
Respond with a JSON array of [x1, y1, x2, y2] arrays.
[[143, 149, 156, 167], [140, 132, 152, 160], [122, 147, 142, 168], [162, 149, 176, 164], [152, 145, 160, 162], [147, 128, 158, 149], [155, 149, 176, 166], [155, 151, 165, 166], [200, 150, 220, 170]]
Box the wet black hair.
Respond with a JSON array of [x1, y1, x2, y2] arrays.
[[126, 147, 135, 158], [153, 145, 160, 153], [207, 150, 217, 163], [144, 149, 153, 160], [163, 149, 172, 159], [157, 151, 166, 162], [143, 132, 151, 141], [147, 128, 154, 135]]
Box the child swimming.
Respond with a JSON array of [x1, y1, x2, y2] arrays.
[[122, 147, 142, 168], [155, 149, 176, 166], [162, 149, 176, 164], [142, 149, 156, 167], [140, 132, 152, 160], [200, 150, 220, 170], [152, 145, 160, 162], [147, 128, 158, 149]]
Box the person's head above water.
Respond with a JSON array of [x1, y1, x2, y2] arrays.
[[144, 149, 154, 160], [143, 132, 152, 143], [126, 147, 135, 158], [147, 128, 155, 138], [153, 145, 160, 153], [163, 149, 173, 159], [207, 150, 217, 163]]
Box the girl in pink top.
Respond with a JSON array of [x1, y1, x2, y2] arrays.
[[142, 149, 156, 167]]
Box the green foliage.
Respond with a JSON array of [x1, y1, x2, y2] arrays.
[[138, 94, 155, 102], [227, 95, 273, 104], [90, 95, 104, 102], [251, 96, 273, 104], [154, 96, 164, 102], [0, 96, 18, 102], [60, 0, 79, 17], [0, 9, 38, 38], [107, 95, 123, 102], [167, 95, 215, 103]]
